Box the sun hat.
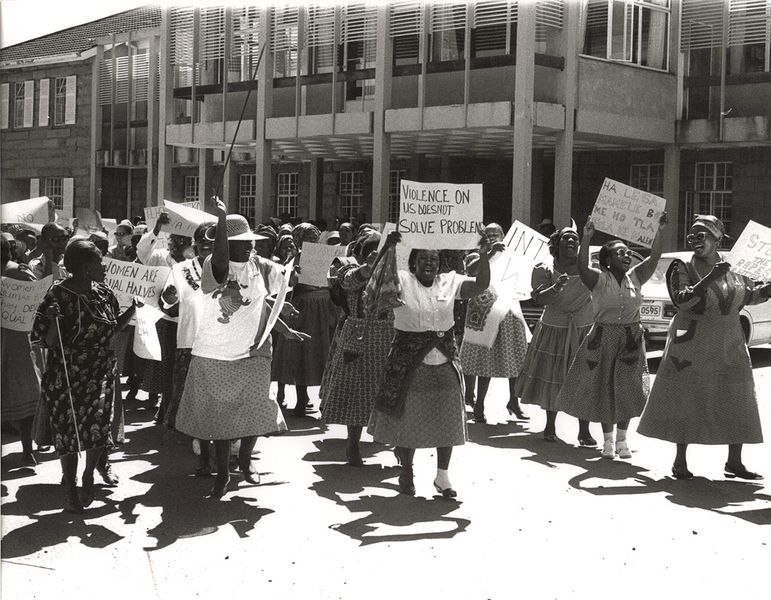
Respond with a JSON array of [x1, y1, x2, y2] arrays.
[[205, 214, 267, 241]]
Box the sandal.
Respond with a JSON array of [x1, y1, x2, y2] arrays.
[[671, 465, 694, 480]]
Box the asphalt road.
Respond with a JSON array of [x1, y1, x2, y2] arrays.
[[2, 346, 770, 600]]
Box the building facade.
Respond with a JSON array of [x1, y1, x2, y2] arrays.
[[2, 1, 770, 249]]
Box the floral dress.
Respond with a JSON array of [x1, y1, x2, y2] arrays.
[[31, 281, 119, 455]]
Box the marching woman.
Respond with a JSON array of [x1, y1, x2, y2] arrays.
[[369, 232, 490, 498], [31, 240, 135, 513], [460, 223, 530, 423], [555, 212, 668, 459], [174, 199, 306, 498], [516, 227, 596, 445], [638, 216, 769, 479], [320, 230, 393, 465]]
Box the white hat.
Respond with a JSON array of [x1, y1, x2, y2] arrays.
[[205, 214, 267, 241]]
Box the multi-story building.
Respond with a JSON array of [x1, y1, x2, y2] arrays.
[[2, 1, 770, 249]]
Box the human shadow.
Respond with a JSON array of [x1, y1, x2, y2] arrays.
[[305, 439, 470, 546]]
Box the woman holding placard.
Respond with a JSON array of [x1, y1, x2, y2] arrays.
[[638, 216, 770, 479], [516, 227, 597, 445], [460, 223, 530, 424], [555, 212, 667, 460], [369, 232, 490, 498]]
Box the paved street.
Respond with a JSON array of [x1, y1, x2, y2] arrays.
[[2, 346, 771, 600]]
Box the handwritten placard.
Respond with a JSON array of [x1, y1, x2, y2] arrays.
[[398, 180, 483, 249], [133, 301, 164, 360], [256, 259, 293, 350], [727, 220, 771, 281], [298, 243, 348, 287], [74, 207, 103, 233], [590, 178, 666, 248], [0, 275, 53, 332], [143, 201, 201, 233], [1, 197, 51, 225], [162, 200, 216, 237], [103, 257, 170, 311]]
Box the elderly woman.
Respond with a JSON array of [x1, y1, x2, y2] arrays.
[[273, 222, 338, 417], [460, 223, 530, 424], [320, 230, 393, 465], [639, 216, 769, 479], [555, 213, 668, 459], [369, 233, 490, 498], [107, 220, 134, 261], [31, 240, 135, 513], [516, 227, 596, 445], [175, 200, 306, 498]]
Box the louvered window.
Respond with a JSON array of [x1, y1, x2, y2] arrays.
[[272, 5, 299, 78], [391, 1, 423, 65], [343, 3, 378, 101], [680, 0, 724, 50], [430, 3, 466, 62], [728, 0, 771, 73], [307, 5, 336, 74], [472, 1, 517, 57], [199, 6, 225, 85], [230, 6, 261, 82], [170, 7, 196, 87]]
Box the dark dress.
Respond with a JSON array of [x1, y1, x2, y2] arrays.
[[31, 281, 119, 455]]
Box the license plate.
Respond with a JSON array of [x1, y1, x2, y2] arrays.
[[640, 303, 662, 320]]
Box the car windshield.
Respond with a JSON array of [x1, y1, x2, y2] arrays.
[[648, 256, 676, 286]]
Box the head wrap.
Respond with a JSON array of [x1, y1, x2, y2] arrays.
[[276, 234, 295, 259], [292, 222, 321, 247], [691, 215, 725, 240]]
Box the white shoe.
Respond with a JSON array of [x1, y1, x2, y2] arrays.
[[616, 440, 632, 459], [602, 440, 615, 459]]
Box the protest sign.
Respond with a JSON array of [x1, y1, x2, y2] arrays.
[[74, 207, 103, 232], [0, 275, 52, 332], [162, 200, 216, 237], [103, 257, 171, 311], [298, 242, 347, 287], [397, 180, 483, 249], [133, 301, 164, 361], [503, 220, 552, 264], [590, 178, 666, 248], [101, 218, 118, 243], [256, 258, 294, 350], [498, 220, 553, 298], [378, 223, 410, 271], [143, 201, 201, 233], [726, 220, 771, 281], [1, 197, 52, 225]]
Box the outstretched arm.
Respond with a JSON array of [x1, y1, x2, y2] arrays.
[[459, 240, 498, 298], [209, 197, 229, 284], [632, 211, 668, 285], [577, 220, 601, 291]]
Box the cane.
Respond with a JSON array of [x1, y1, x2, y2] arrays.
[[54, 313, 82, 455]]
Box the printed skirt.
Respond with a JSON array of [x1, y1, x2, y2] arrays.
[[163, 348, 193, 431], [555, 322, 649, 424], [368, 362, 467, 449], [460, 311, 529, 378]]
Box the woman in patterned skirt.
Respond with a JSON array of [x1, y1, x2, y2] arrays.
[[320, 230, 393, 465], [555, 212, 668, 460], [516, 227, 596, 445], [369, 232, 490, 498], [638, 216, 769, 479], [32, 240, 135, 513], [175, 200, 306, 499], [460, 223, 530, 423]]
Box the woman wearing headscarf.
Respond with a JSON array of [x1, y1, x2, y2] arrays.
[[320, 230, 393, 465], [369, 233, 491, 498], [254, 224, 278, 260], [175, 199, 305, 498], [638, 216, 769, 479], [555, 213, 668, 460], [273, 222, 338, 417], [516, 227, 596, 445], [31, 240, 135, 513], [460, 223, 530, 424]]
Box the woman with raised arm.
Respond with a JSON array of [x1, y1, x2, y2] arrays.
[[516, 227, 596, 445], [555, 212, 668, 459], [369, 232, 491, 498], [638, 215, 769, 479]]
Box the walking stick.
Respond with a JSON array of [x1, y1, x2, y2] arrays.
[[55, 316, 83, 455]]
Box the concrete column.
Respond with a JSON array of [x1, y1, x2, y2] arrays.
[[158, 8, 174, 202], [553, 0, 579, 228], [663, 144, 681, 252], [146, 35, 159, 208], [511, 1, 536, 226], [198, 148, 214, 209], [531, 149, 545, 225], [255, 6, 275, 223], [90, 45, 104, 212], [372, 5, 393, 224], [309, 157, 323, 220]]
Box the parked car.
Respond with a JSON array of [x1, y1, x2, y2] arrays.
[[639, 252, 771, 347]]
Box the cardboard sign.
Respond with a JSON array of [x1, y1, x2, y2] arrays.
[[727, 220, 771, 281], [397, 180, 483, 249], [74, 207, 103, 232], [498, 220, 553, 298], [103, 257, 171, 311], [590, 178, 666, 248], [133, 301, 164, 361], [101, 218, 118, 243], [143, 201, 201, 233], [161, 199, 216, 237], [297, 242, 347, 287], [0, 275, 53, 332], [1, 197, 52, 225], [256, 258, 294, 350]]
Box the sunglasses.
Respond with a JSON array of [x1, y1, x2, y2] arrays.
[[48, 235, 68, 243], [612, 248, 633, 257], [686, 231, 710, 243], [115, 231, 130, 237]]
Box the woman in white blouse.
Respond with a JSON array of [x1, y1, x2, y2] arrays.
[[369, 231, 491, 498]]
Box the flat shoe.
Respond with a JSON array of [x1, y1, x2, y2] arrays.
[[398, 468, 415, 496], [671, 466, 694, 480], [96, 465, 119, 486], [578, 435, 597, 448], [433, 480, 458, 499], [239, 459, 260, 484], [724, 463, 762, 480], [210, 475, 230, 498], [543, 433, 558, 443], [194, 465, 213, 477]]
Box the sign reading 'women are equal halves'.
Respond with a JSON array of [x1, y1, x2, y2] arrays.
[[398, 180, 484, 249], [591, 178, 667, 248]]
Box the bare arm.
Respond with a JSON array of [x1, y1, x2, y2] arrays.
[[577, 220, 601, 291], [209, 197, 229, 284], [459, 241, 498, 298], [631, 211, 668, 285]]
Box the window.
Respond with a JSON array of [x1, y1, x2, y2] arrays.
[[342, 3, 378, 101], [44, 178, 64, 211], [184, 175, 199, 203], [239, 174, 257, 222], [471, 0, 517, 58], [630, 164, 663, 195], [389, 169, 406, 223], [32, 176, 74, 216], [339, 171, 363, 219], [272, 6, 299, 78], [391, 2, 423, 66], [277, 172, 298, 218], [430, 3, 467, 62], [14, 82, 25, 128], [54, 77, 67, 125], [582, 0, 670, 71], [685, 162, 733, 244]]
